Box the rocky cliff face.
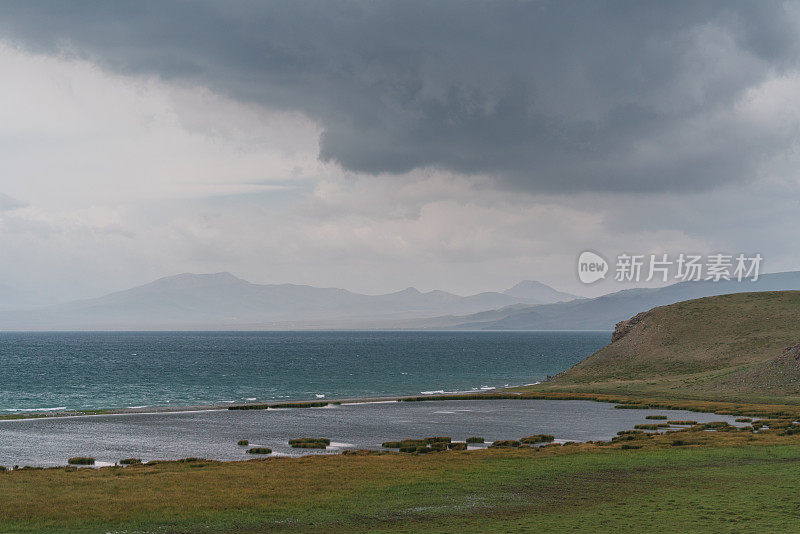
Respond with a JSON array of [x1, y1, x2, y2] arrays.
[[611, 311, 649, 343]]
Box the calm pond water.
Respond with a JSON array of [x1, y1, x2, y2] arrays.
[[0, 399, 744, 467]]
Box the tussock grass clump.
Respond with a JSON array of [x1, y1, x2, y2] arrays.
[[67, 457, 95, 465], [429, 442, 448, 451], [617, 430, 645, 435], [736, 418, 752, 423], [272, 402, 328, 409], [0, 466, 6, 471], [667, 420, 697, 425], [399, 439, 427, 447], [634, 423, 669, 430], [520, 434, 555, 444], [289, 438, 331, 445], [448, 442, 467, 450], [781, 424, 800, 436], [229, 401, 329, 410], [398, 445, 428, 453], [757, 419, 795, 429], [489, 440, 520, 448], [177, 458, 202, 463], [465, 436, 484, 443], [246, 448, 272, 454], [620, 444, 642, 450], [670, 439, 691, 446], [237, 440, 249, 446], [381, 441, 402, 448], [613, 432, 653, 442], [645, 415, 668, 420], [424, 437, 452, 444], [119, 458, 142, 465], [291, 442, 327, 449]]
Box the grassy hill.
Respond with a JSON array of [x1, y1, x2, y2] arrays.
[[526, 291, 800, 404]]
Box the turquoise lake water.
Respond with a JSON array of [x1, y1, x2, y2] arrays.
[[0, 331, 609, 412]]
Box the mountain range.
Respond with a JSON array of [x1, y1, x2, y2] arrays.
[[1, 270, 798, 331], [420, 270, 800, 330], [0, 273, 579, 330]]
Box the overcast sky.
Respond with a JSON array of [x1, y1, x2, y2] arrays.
[[0, 0, 799, 303]]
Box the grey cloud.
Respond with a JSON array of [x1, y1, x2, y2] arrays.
[[1, 0, 799, 193]]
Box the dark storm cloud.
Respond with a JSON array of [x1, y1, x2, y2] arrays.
[[1, 0, 798, 192]]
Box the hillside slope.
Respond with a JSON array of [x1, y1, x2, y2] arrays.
[[532, 291, 800, 403]]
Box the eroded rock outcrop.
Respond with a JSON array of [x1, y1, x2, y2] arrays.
[[611, 311, 649, 343]]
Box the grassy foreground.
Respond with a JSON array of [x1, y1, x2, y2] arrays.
[[3, 428, 800, 533]]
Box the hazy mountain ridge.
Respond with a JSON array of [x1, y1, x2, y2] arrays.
[[436, 271, 800, 330], [0, 272, 577, 330]]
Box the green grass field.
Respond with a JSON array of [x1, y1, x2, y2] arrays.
[[2, 428, 800, 533]]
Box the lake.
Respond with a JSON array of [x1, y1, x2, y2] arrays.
[[0, 399, 745, 467], [0, 331, 609, 412]]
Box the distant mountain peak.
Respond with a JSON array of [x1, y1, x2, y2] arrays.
[[507, 280, 551, 292], [395, 287, 422, 295], [142, 272, 251, 290], [503, 280, 579, 303], [175, 271, 240, 280]]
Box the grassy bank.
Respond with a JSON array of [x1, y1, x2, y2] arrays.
[[3, 428, 800, 533], [510, 292, 800, 406]]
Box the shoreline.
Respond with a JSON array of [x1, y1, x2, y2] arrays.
[[4, 386, 800, 423], [0, 392, 517, 421], [0, 381, 544, 420]]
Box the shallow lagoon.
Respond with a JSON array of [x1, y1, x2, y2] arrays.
[[0, 399, 745, 466]]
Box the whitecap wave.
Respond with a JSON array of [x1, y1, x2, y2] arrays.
[[4, 406, 67, 412]]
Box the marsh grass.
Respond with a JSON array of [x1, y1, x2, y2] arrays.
[[229, 401, 328, 410], [645, 415, 667, 420], [237, 440, 249, 446], [465, 437, 484, 443], [635, 423, 669, 430], [520, 434, 555, 444], [119, 458, 142, 465], [67, 457, 94, 465], [289, 438, 330, 449], [7, 428, 800, 532], [488, 440, 520, 448], [246, 448, 272, 455], [424, 437, 452, 444]]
